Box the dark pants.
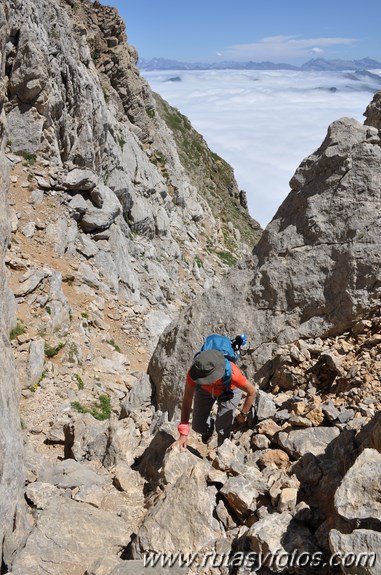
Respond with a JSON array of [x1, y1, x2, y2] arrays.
[[191, 386, 242, 445]]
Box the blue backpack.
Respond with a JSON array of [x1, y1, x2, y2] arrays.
[[198, 333, 246, 389]]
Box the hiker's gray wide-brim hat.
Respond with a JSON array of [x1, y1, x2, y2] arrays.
[[189, 349, 226, 385]]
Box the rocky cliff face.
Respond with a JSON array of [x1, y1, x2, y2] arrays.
[[0, 4, 28, 567], [4, 0, 259, 318]]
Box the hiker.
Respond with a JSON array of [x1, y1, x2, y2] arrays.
[[172, 348, 256, 450]]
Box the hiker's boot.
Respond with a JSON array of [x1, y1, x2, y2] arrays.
[[201, 418, 215, 444]]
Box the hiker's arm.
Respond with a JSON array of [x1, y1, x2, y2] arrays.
[[180, 382, 194, 423], [236, 381, 256, 425], [171, 383, 195, 451]]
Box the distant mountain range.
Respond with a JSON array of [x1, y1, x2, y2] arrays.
[[138, 57, 381, 72]]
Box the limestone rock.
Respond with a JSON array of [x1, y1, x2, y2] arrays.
[[220, 474, 260, 518], [277, 427, 340, 458], [103, 419, 141, 467], [120, 373, 153, 418], [14, 269, 46, 297], [112, 462, 144, 494], [64, 413, 110, 462], [158, 447, 202, 486], [25, 482, 60, 509], [11, 497, 130, 575], [46, 272, 71, 334], [246, 512, 319, 572], [79, 185, 122, 232], [255, 390, 277, 421], [258, 449, 290, 470], [364, 91, 381, 131], [329, 529, 379, 574], [131, 461, 223, 556], [357, 411, 381, 453], [26, 337, 45, 388], [62, 168, 98, 191], [334, 448, 381, 523], [39, 459, 109, 489]]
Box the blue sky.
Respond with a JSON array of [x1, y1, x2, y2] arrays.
[[104, 0, 381, 64]]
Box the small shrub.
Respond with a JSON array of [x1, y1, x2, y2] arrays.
[[75, 374, 84, 390], [23, 152, 37, 165], [46, 305, 52, 315], [106, 338, 121, 353], [10, 320, 26, 340], [117, 134, 126, 148], [146, 106, 155, 119], [81, 311, 89, 319], [44, 341, 65, 358], [195, 255, 203, 268], [68, 342, 80, 364], [91, 49, 100, 63]]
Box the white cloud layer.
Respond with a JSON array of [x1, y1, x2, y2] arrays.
[[219, 35, 356, 62], [143, 69, 381, 227]]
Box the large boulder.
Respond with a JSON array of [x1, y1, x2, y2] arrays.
[[10, 497, 130, 575], [334, 448, 381, 523], [329, 529, 379, 575], [149, 113, 381, 417], [131, 461, 223, 556]]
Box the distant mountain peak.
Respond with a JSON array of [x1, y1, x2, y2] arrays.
[[138, 56, 381, 72]]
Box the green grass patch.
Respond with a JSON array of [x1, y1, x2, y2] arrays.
[[9, 320, 26, 340], [71, 394, 111, 420], [216, 251, 237, 266], [44, 342, 65, 358], [71, 400, 88, 414], [153, 92, 262, 250], [195, 255, 203, 268]]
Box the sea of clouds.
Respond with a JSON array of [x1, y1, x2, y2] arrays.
[[142, 69, 381, 227]]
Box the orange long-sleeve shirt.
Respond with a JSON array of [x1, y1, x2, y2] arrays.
[[186, 361, 249, 397]]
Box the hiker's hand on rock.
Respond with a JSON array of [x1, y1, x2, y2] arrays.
[[235, 412, 247, 426], [170, 435, 188, 452]]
